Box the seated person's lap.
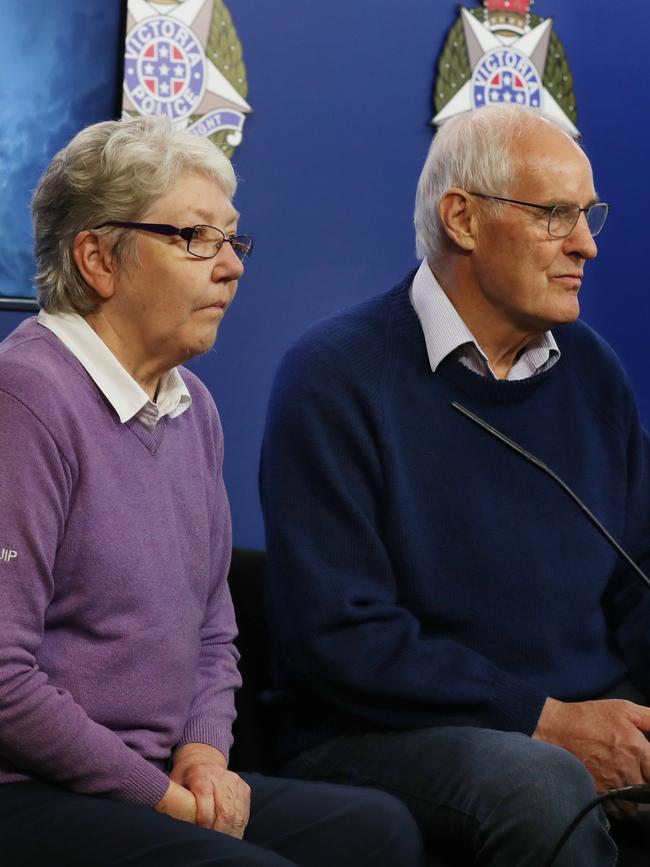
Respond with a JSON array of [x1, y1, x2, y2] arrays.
[[0, 775, 421, 867], [282, 727, 614, 864]]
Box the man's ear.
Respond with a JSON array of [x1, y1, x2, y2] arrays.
[[72, 231, 116, 300], [437, 188, 478, 252]]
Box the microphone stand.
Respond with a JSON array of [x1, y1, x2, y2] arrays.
[[543, 786, 650, 867], [451, 401, 650, 866], [452, 401, 650, 592]]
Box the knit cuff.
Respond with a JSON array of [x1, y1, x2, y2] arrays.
[[114, 756, 171, 807], [490, 672, 548, 735], [175, 717, 234, 763]]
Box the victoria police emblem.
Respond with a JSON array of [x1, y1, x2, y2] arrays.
[[122, 0, 251, 157], [432, 1, 578, 134]]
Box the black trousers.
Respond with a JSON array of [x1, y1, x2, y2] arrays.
[[0, 774, 424, 867]]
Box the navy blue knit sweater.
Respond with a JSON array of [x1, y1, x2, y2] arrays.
[[260, 273, 650, 757]]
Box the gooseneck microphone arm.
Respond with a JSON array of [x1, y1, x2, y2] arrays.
[[451, 401, 650, 593], [543, 786, 650, 867], [451, 400, 650, 866]]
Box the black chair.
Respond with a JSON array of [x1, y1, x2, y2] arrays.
[[228, 547, 277, 774], [227, 548, 452, 867]]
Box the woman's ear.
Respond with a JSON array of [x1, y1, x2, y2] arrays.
[[72, 231, 116, 300]]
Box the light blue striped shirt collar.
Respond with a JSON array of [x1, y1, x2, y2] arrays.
[[409, 259, 560, 381]]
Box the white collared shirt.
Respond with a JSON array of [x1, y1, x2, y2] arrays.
[[409, 260, 560, 381], [38, 310, 192, 432]]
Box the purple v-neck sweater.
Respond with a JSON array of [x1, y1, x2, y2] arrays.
[[0, 318, 241, 806]]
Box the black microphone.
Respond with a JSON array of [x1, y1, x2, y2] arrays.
[[606, 784, 650, 803], [451, 400, 650, 864]]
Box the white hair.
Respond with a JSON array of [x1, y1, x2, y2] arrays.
[[414, 105, 579, 264], [33, 115, 237, 314]]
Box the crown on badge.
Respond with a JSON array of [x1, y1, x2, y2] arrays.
[[483, 0, 533, 31], [484, 0, 532, 12]]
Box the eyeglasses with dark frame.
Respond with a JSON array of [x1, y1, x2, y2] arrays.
[[467, 192, 609, 239], [94, 221, 254, 264]]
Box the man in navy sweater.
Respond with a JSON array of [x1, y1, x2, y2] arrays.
[[260, 104, 650, 865]]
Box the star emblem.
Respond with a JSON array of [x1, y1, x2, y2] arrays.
[[124, 0, 251, 125], [433, 9, 578, 135]]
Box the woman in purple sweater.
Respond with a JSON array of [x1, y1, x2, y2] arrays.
[[0, 117, 423, 866]]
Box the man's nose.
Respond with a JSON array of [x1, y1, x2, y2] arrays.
[[563, 211, 598, 260]]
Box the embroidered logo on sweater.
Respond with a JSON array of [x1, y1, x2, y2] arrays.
[[432, 1, 578, 135], [0, 547, 17, 563], [122, 0, 251, 158]]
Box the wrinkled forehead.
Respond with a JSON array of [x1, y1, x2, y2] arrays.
[[147, 170, 239, 226]]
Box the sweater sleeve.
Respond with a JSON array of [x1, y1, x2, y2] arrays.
[[0, 389, 170, 806], [175, 458, 241, 761], [260, 341, 547, 737]]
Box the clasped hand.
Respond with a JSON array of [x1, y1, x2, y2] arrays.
[[156, 742, 251, 837], [533, 697, 650, 816]]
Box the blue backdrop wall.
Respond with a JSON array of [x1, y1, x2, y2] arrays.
[[1, 1, 649, 548]]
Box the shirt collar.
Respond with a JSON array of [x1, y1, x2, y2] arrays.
[[409, 259, 560, 380], [37, 310, 192, 426]]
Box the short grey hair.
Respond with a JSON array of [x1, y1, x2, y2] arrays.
[[33, 115, 237, 314], [414, 105, 579, 265]]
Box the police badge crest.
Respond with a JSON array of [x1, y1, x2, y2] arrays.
[[122, 0, 251, 157], [433, 1, 578, 134]]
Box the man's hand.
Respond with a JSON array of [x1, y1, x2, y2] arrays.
[[171, 742, 251, 837], [533, 698, 650, 816]]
